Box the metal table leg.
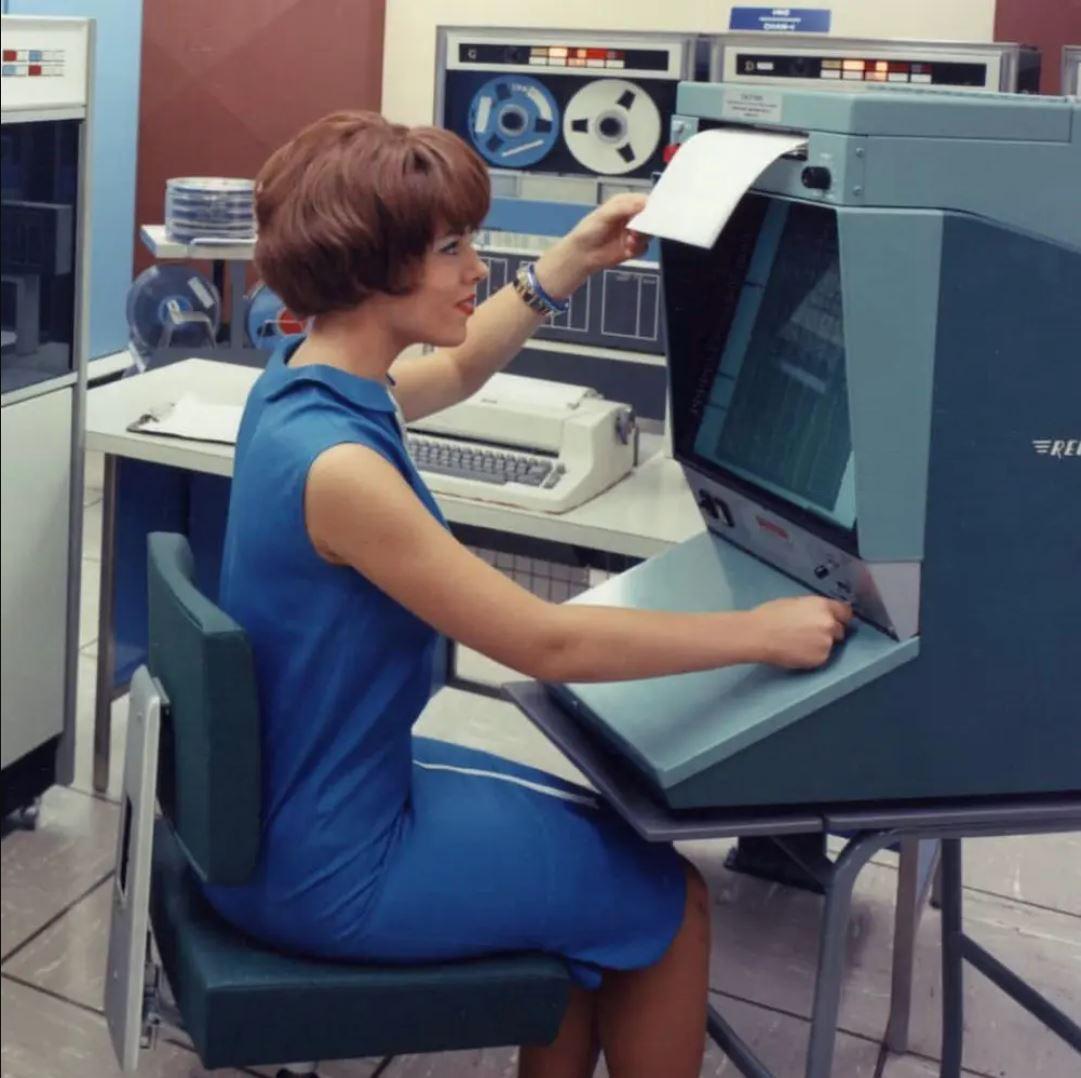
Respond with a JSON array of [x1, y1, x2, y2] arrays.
[[961, 933, 1081, 1052], [940, 837, 964, 1078], [708, 1003, 773, 1078], [92, 454, 119, 793], [886, 838, 940, 1052], [705, 828, 904, 1078], [930, 855, 944, 910], [805, 830, 898, 1078], [939, 834, 1081, 1070], [228, 261, 247, 349], [732, 831, 936, 1061]]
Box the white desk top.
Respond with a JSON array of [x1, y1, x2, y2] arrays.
[[85, 359, 704, 558]]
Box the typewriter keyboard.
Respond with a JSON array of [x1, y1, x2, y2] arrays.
[[407, 435, 565, 488]]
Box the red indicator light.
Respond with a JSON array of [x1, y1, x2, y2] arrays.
[[756, 516, 790, 541], [662, 143, 681, 163]]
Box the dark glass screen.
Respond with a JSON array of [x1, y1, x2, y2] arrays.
[[1, 119, 80, 395], [665, 195, 856, 536]]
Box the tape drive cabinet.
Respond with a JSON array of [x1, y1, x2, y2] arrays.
[[436, 28, 696, 186]]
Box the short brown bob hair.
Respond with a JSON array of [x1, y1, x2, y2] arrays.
[[254, 111, 490, 319]]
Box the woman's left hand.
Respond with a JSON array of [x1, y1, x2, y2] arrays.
[[534, 193, 651, 300]]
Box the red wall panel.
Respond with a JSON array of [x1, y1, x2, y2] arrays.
[[134, 0, 386, 279], [995, 0, 1081, 93]]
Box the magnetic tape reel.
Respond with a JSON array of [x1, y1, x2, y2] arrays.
[[562, 78, 662, 176], [468, 75, 560, 169], [125, 265, 222, 356], [245, 282, 307, 351]]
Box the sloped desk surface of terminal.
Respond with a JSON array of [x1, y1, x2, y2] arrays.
[[551, 532, 918, 794]]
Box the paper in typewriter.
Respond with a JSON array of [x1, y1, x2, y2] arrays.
[[629, 127, 808, 249]]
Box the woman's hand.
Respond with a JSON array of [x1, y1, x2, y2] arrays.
[[533, 193, 650, 300], [748, 597, 853, 669]]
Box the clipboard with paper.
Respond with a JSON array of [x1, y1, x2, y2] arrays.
[[127, 394, 243, 446]]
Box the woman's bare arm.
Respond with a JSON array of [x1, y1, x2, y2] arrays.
[[305, 444, 850, 681]]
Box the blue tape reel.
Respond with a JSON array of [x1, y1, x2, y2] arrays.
[[126, 264, 221, 354], [467, 75, 560, 168], [245, 282, 306, 351]]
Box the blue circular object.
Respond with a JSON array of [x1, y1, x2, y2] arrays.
[[126, 264, 221, 354], [467, 75, 559, 169], [245, 282, 306, 350]]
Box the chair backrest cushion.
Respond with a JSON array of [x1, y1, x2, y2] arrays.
[[147, 531, 261, 884]]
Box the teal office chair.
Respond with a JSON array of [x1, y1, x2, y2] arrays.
[[105, 532, 571, 1075]]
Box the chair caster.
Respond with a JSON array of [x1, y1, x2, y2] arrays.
[[19, 799, 41, 830], [2, 798, 41, 835]]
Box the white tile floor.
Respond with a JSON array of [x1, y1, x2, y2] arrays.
[[1, 451, 1079, 1077]]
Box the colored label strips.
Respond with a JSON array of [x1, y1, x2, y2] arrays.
[[529, 47, 626, 69], [821, 59, 934, 83], [2, 48, 65, 77]]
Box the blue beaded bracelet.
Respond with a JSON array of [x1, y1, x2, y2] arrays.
[[524, 262, 571, 315]]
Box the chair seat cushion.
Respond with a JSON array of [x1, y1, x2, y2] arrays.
[[150, 821, 571, 1069]]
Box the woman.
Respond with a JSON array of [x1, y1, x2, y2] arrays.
[[205, 110, 851, 1078]]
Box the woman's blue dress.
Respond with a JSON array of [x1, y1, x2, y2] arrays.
[[202, 338, 685, 989]]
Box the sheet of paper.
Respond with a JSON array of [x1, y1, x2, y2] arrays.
[[474, 372, 589, 410], [133, 394, 243, 444], [628, 127, 808, 248]]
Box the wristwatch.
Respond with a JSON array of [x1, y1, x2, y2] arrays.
[[512, 262, 571, 318]]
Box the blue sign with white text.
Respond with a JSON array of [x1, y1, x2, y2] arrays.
[[729, 7, 832, 33]]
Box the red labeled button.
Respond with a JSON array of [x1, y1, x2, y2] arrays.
[[29, 64, 43, 76], [662, 143, 681, 164], [2, 50, 17, 62]]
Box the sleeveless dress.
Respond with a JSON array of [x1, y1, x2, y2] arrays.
[[202, 337, 685, 989]]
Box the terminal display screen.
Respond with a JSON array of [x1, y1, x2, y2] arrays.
[[666, 195, 857, 536]]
